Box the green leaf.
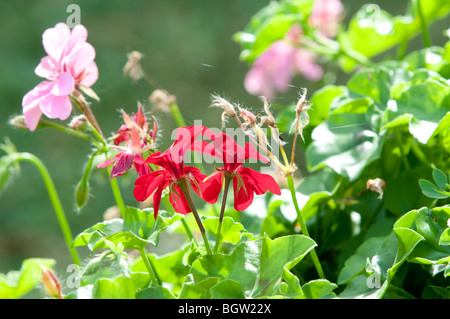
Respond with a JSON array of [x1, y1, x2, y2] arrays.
[[92, 276, 135, 299], [135, 286, 176, 299], [202, 216, 244, 245], [306, 113, 385, 181], [0, 258, 56, 299], [210, 280, 246, 299], [433, 168, 449, 191], [72, 207, 183, 250], [419, 179, 450, 199], [299, 279, 337, 299], [185, 234, 316, 298]]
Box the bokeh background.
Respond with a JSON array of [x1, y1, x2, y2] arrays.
[[0, 0, 448, 281]]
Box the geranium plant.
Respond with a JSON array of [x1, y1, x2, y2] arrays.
[[1, 0, 449, 300]]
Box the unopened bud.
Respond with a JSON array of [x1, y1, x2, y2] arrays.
[[40, 267, 63, 299], [75, 178, 89, 211], [70, 115, 89, 131], [9, 115, 28, 130], [150, 89, 176, 113]]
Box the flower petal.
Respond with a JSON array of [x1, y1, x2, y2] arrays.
[[238, 166, 281, 196], [169, 184, 191, 214], [232, 174, 254, 211], [34, 56, 58, 79], [42, 23, 71, 61], [39, 94, 73, 120], [201, 171, 223, 204], [134, 170, 168, 202], [51, 72, 75, 96]]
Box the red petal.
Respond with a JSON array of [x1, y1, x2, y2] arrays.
[[169, 184, 192, 215], [110, 152, 135, 178], [232, 175, 254, 211], [152, 181, 168, 219], [201, 171, 223, 204], [239, 166, 281, 195], [133, 170, 167, 201]]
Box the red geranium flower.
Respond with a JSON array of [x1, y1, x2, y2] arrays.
[[134, 125, 212, 218], [97, 105, 156, 178], [200, 132, 281, 211]]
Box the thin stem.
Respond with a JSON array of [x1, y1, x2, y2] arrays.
[[109, 173, 126, 216], [179, 182, 211, 254], [413, 0, 432, 47], [213, 176, 232, 253], [162, 195, 198, 246], [8, 153, 80, 266], [138, 247, 161, 286], [286, 174, 325, 279], [37, 119, 102, 148]]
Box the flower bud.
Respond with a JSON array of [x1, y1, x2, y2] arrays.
[[70, 115, 89, 131], [40, 267, 63, 299]]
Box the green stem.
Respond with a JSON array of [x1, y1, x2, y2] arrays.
[[169, 102, 187, 127], [37, 119, 101, 148], [138, 247, 161, 286], [286, 174, 325, 279], [109, 173, 126, 216], [179, 182, 211, 254], [413, 0, 432, 47], [162, 195, 198, 246], [213, 176, 232, 253], [8, 152, 80, 266]]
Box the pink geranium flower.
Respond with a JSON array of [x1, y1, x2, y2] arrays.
[[244, 25, 323, 99], [22, 22, 98, 131], [308, 0, 344, 38]]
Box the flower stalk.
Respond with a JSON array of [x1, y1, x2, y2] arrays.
[[6, 152, 80, 266], [286, 174, 325, 279], [213, 175, 232, 253], [179, 181, 212, 254]]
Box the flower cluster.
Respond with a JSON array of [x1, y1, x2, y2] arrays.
[[22, 23, 98, 131], [244, 0, 344, 99]]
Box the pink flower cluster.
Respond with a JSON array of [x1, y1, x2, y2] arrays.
[[244, 0, 344, 99], [22, 23, 98, 131]]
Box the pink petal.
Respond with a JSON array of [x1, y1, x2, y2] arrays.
[[79, 61, 98, 87], [39, 94, 72, 120], [63, 42, 96, 79], [23, 104, 43, 131], [68, 24, 88, 51], [50, 72, 75, 96], [34, 56, 58, 79], [294, 49, 323, 81], [42, 23, 71, 61]]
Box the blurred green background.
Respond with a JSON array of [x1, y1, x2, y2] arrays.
[[0, 0, 448, 279]]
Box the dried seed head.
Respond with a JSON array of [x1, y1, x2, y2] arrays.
[[211, 95, 237, 118], [290, 88, 310, 143], [211, 95, 238, 130], [149, 89, 176, 113], [123, 51, 144, 82], [239, 107, 257, 130], [259, 96, 284, 145], [366, 178, 386, 199]]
